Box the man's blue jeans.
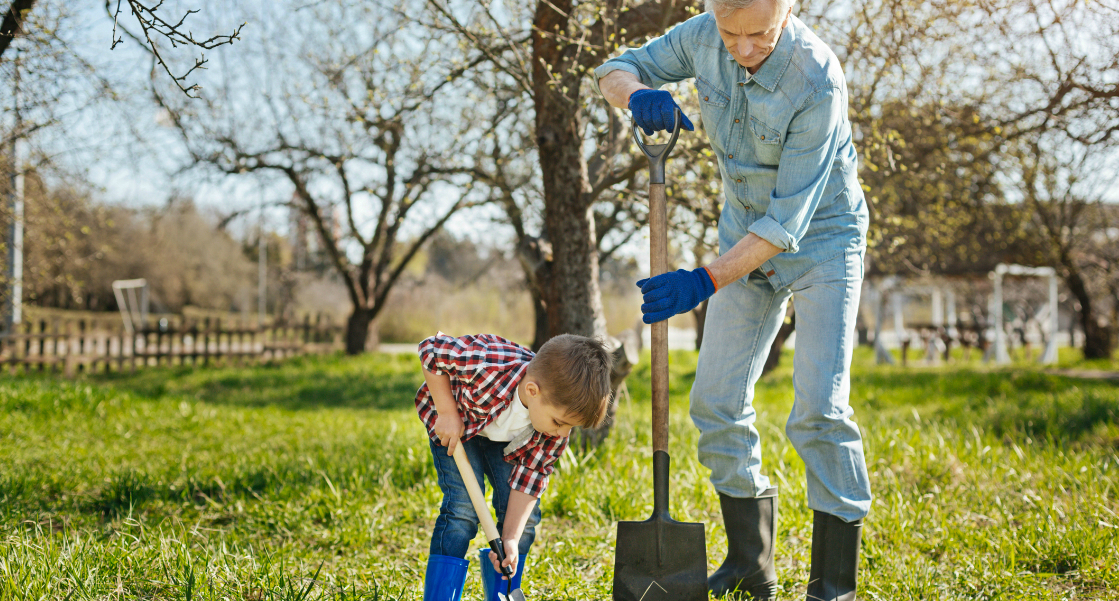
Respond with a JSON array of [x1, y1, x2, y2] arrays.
[[428, 437, 541, 558], [690, 248, 872, 522]]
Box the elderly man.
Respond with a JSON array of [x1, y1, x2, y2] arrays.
[[594, 0, 870, 599]]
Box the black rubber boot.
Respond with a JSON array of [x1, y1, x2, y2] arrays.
[[805, 511, 863, 601], [708, 487, 779, 600]]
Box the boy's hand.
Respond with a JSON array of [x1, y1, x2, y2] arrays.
[[488, 538, 519, 580], [433, 411, 465, 456]]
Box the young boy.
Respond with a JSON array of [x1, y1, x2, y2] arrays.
[[417, 332, 613, 601]]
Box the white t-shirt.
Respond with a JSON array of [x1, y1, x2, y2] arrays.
[[479, 389, 532, 442]]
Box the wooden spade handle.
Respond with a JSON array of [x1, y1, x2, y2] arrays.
[[649, 182, 669, 454], [452, 442, 501, 542], [632, 110, 681, 456]]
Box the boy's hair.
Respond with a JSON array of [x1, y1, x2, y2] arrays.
[[528, 334, 613, 428]]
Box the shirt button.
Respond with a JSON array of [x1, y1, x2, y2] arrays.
[[738, 82, 744, 86], [736, 179, 742, 183], [704, 96, 709, 101], [728, 154, 733, 159], [760, 135, 766, 140], [735, 119, 740, 123]]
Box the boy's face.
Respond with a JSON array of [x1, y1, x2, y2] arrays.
[[520, 379, 580, 438]]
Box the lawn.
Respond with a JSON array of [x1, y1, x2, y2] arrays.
[[1, 347, 1117, 600]]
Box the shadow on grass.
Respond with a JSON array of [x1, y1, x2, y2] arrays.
[[84, 470, 158, 518], [7, 445, 435, 521], [90, 352, 424, 412]]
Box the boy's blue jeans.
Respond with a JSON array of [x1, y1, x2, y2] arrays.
[[428, 437, 541, 559], [690, 248, 873, 523]]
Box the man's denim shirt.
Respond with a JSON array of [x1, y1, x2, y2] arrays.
[[593, 14, 868, 288]]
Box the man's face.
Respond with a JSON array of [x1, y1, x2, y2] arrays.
[[713, 0, 791, 71], [520, 379, 579, 438]]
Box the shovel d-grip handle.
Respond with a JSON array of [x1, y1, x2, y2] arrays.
[[632, 108, 683, 185], [452, 442, 515, 579]]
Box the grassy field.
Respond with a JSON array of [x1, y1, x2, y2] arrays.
[[1, 347, 1117, 600]]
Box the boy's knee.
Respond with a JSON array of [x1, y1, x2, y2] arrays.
[[441, 498, 480, 523]]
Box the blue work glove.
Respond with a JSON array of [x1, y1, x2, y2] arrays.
[[636, 268, 717, 324], [628, 89, 695, 136]]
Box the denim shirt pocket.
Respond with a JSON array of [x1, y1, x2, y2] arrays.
[[696, 75, 730, 109], [750, 116, 783, 165]]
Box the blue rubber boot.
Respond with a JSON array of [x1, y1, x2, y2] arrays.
[[479, 549, 527, 601], [424, 554, 469, 601]]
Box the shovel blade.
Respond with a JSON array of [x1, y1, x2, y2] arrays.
[[613, 516, 707, 601]]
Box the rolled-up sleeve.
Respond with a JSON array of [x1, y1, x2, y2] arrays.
[[748, 87, 845, 254], [509, 463, 551, 498], [418, 332, 484, 379], [592, 15, 703, 97], [507, 433, 568, 498]]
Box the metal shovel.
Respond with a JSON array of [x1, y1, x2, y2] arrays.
[[613, 110, 708, 601], [451, 442, 527, 601]]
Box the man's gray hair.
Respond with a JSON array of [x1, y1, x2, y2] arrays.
[[705, 0, 794, 17]]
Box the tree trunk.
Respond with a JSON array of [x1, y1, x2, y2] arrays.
[[530, 0, 694, 448], [537, 89, 634, 446], [0, 0, 37, 59], [537, 128, 604, 339], [533, 1, 604, 341], [1083, 317, 1114, 360], [761, 310, 796, 377], [1064, 267, 1114, 359], [534, 23, 623, 446], [573, 324, 641, 452], [516, 236, 552, 352], [345, 307, 375, 356], [693, 299, 709, 351], [530, 292, 550, 352]]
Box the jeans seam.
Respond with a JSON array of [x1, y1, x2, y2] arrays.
[[838, 249, 862, 500], [737, 279, 782, 498], [786, 248, 870, 520]]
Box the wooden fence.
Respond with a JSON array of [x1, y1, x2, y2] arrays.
[[0, 315, 344, 376]]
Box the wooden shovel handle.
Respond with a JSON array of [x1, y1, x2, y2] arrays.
[[649, 182, 669, 454], [452, 441, 502, 542]]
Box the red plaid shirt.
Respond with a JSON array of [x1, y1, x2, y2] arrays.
[[416, 332, 569, 498]]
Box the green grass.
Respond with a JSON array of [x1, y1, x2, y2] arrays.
[[1, 348, 1117, 599]]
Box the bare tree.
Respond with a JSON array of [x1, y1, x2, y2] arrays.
[[0, 0, 36, 58], [794, 0, 1119, 361], [0, 0, 243, 331], [104, 0, 244, 98], [1, 0, 242, 96], [445, 69, 646, 447], [458, 71, 650, 350], [1013, 140, 1117, 358], [425, 0, 699, 343], [155, 0, 494, 353]]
